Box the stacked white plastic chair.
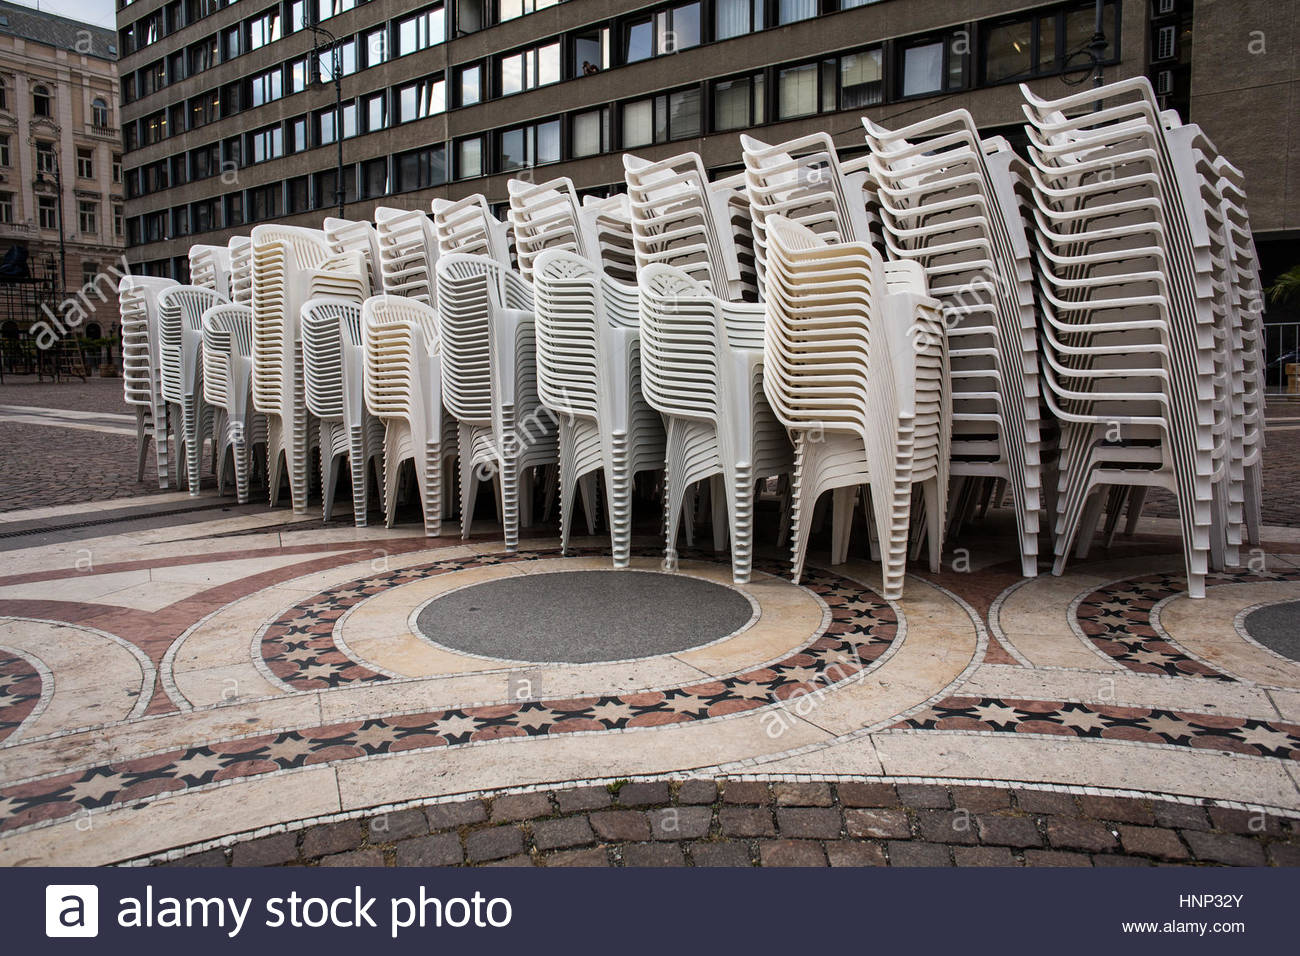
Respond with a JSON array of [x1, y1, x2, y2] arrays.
[[361, 294, 459, 535], [157, 285, 228, 496], [1020, 77, 1257, 597], [249, 225, 334, 513], [511, 175, 666, 565], [375, 206, 440, 303], [324, 217, 383, 296], [201, 300, 263, 503], [434, 195, 558, 552], [303, 297, 387, 525], [119, 275, 178, 488], [228, 236, 252, 306], [626, 151, 792, 583], [762, 216, 949, 599], [189, 245, 232, 299], [864, 109, 1050, 577]]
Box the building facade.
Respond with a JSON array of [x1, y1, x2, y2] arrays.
[[116, 0, 1296, 283], [0, 1, 124, 344]]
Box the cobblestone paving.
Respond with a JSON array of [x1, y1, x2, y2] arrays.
[[158, 780, 1300, 868], [0, 376, 126, 413], [0, 422, 155, 513]]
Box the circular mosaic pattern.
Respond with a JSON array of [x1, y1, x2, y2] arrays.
[[1240, 601, 1300, 663], [412, 569, 755, 663]]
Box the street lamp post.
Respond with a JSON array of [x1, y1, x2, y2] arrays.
[[34, 155, 67, 290], [310, 23, 346, 219]]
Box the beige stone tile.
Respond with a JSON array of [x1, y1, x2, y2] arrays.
[[0, 693, 322, 784], [0, 766, 341, 866], [335, 711, 832, 811], [1266, 688, 1300, 723], [173, 661, 284, 708], [1159, 582, 1300, 688], [958, 663, 1283, 720], [168, 586, 310, 672], [748, 736, 885, 776], [0, 569, 152, 604], [872, 730, 1300, 809], [0, 619, 146, 740]]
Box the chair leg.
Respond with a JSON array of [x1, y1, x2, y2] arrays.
[[830, 484, 856, 566]]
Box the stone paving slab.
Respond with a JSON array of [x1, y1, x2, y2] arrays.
[[153, 779, 1300, 868]]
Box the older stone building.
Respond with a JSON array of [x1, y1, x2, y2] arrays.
[[0, 1, 124, 354]]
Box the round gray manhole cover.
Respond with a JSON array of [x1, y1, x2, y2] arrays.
[[412, 570, 755, 663], [1240, 601, 1300, 662]]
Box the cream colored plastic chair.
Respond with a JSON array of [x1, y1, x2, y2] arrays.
[[375, 207, 440, 304], [189, 245, 232, 299], [119, 275, 178, 488], [324, 217, 383, 297], [303, 297, 386, 526], [158, 285, 228, 496], [202, 302, 265, 503], [431, 195, 512, 265], [228, 236, 252, 306], [763, 216, 949, 598], [361, 294, 458, 535]]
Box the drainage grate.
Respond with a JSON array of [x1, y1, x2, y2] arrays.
[[0, 501, 236, 539]]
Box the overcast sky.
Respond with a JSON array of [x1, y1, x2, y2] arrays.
[[7, 0, 118, 31]]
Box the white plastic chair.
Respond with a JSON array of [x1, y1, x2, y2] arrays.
[[228, 236, 252, 307], [303, 297, 386, 526], [158, 285, 228, 496], [189, 245, 232, 299], [375, 207, 440, 304], [201, 302, 265, 503], [119, 275, 178, 488], [762, 216, 949, 598], [361, 294, 458, 535]]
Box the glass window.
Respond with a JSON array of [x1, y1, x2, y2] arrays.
[[457, 137, 482, 179], [713, 74, 763, 131], [32, 85, 51, 117], [457, 0, 484, 34], [660, 3, 700, 52], [1065, 2, 1118, 63], [779, 0, 816, 25], [572, 108, 608, 157], [287, 176, 310, 214], [248, 183, 279, 222], [398, 6, 445, 56], [0, 192, 11, 224], [365, 28, 388, 68], [315, 107, 337, 145], [840, 48, 883, 108], [76, 147, 94, 178], [572, 27, 609, 77], [364, 92, 386, 132], [984, 19, 1034, 83], [500, 52, 524, 95], [38, 196, 58, 230], [625, 20, 653, 63], [397, 77, 445, 122], [537, 119, 560, 164], [250, 125, 282, 163], [225, 193, 243, 227], [778, 63, 818, 119], [667, 87, 701, 139], [458, 64, 482, 106], [715, 0, 760, 40], [900, 41, 944, 97], [0, 135, 10, 167], [361, 157, 388, 198], [288, 58, 310, 94], [35, 141, 56, 174], [622, 99, 653, 148], [342, 101, 358, 138], [248, 9, 281, 51], [394, 145, 447, 191], [498, 127, 527, 171], [249, 68, 282, 107], [79, 201, 98, 234], [92, 98, 111, 128], [538, 42, 560, 86]]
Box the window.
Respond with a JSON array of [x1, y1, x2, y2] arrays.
[[289, 116, 309, 153], [361, 157, 388, 198], [499, 0, 558, 22], [171, 153, 189, 187], [32, 84, 51, 117], [189, 91, 218, 129], [716, 0, 762, 40], [572, 107, 609, 157], [0, 192, 12, 224], [191, 143, 220, 179], [397, 6, 444, 56], [114, 203, 125, 237], [839, 48, 883, 108], [288, 58, 310, 94], [318, 39, 357, 81], [394, 145, 447, 191], [1155, 24, 1176, 60], [712, 73, 765, 131], [571, 27, 609, 77], [497, 119, 561, 172], [172, 205, 190, 237], [38, 196, 58, 230], [457, 0, 485, 33], [113, 154, 123, 183], [78, 201, 98, 234], [0, 76, 7, 111], [223, 136, 242, 169], [287, 176, 310, 214], [315, 107, 338, 145], [248, 8, 282, 51], [498, 42, 560, 96], [190, 198, 216, 232], [341, 101, 358, 138], [898, 31, 968, 98], [222, 24, 242, 60], [457, 63, 482, 106], [36, 141, 56, 174], [779, 0, 816, 25], [248, 184, 279, 222], [312, 166, 356, 207], [364, 27, 388, 67], [778, 62, 818, 119], [316, 0, 358, 22], [396, 76, 445, 122], [288, 0, 310, 31], [77, 148, 94, 178], [625, 4, 699, 62], [225, 193, 244, 227], [249, 67, 282, 107], [363, 92, 387, 132], [0, 135, 9, 167], [250, 125, 283, 163], [980, 3, 1116, 84], [456, 137, 483, 179], [624, 18, 653, 63], [188, 36, 218, 75], [91, 98, 111, 128], [623, 88, 700, 146]]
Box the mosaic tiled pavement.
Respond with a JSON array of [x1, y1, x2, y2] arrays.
[[0, 391, 1298, 865]]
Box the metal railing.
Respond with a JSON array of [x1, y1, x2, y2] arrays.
[[1264, 321, 1300, 394]]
